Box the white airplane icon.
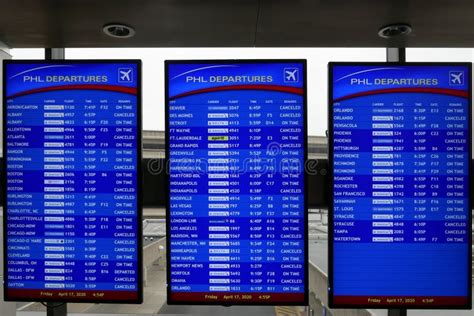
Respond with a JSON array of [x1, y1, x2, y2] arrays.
[[285, 69, 298, 81], [120, 69, 132, 81], [451, 72, 463, 84]]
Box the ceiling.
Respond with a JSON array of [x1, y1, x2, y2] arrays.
[[0, 0, 473, 48]]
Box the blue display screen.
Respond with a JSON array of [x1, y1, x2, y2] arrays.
[[330, 63, 472, 308], [3, 61, 142, 303], [166, 61, 307, 305]]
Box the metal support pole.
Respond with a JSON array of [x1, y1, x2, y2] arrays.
[[386, 46, 408, 316], [388, 309, 407, 316], [45, 48, 65, 60], [386, 47, 406, 63], [45, 47, 68, 316], [47, 303, 67, 316]]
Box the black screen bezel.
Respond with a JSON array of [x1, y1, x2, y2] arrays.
[[164, 59, 309, 306], [2, 59, 144, 304], [327, 61, 473, 310]]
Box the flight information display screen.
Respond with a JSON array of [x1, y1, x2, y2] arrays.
[[166, 60, 308, 305], [329, 63, 472, 309], [3, 60, 142, 303]]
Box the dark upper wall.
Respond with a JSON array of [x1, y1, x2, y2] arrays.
[[2, 1, 474, 48]]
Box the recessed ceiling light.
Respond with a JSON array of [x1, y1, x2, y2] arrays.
[[378, 23, 412, 39], [103, 23, 136, 39]]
